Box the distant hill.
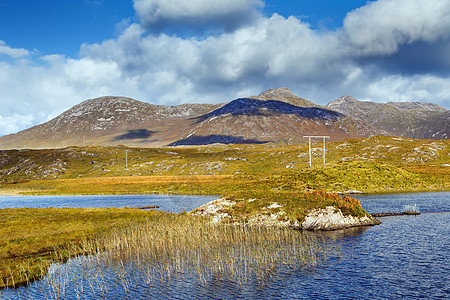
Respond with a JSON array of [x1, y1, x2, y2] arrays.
[[327, 95, 449, 139], [250, 87, 318, 107], [1, 88, 446, 150], [0, 96, 223, 149], [170, 95, 376, 146]]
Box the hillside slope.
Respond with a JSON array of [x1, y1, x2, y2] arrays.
[[1, 88, 446, 149], [171, 97, 377, 145], [0, 97, 222, 149], [0, 136, 448, 195], [327, 95, 449, 139]]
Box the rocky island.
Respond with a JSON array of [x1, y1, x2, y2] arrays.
[[192, 190, 381, 231]]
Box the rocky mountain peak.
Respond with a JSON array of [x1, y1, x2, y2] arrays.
[[64, 96, 154, 116], [326, 96, 449, 139], [255, 87, 295, 99], [251, 87, 317, 107], [332, 95, 359, 104], [327, 95, 365, 110]]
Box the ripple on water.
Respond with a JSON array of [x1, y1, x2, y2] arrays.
[[1, 192, 449, 299]]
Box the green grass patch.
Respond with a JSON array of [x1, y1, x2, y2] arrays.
[[1, 137, 448, 196], [219, 190, 367, 224]]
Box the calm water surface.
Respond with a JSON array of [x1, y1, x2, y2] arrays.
[[1, 192, 449, 299], [0, 194, 218, 213]]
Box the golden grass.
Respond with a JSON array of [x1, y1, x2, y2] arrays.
[[1, 209, 332, 291], [0, 207, 161, 289], [0, 136, 448, 290], [41, 214, 331, 294], [1, 136, 448, 196]]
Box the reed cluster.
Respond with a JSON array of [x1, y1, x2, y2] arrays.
[[13, 213, 330, 300], [0, 207, 159, 289], [76, 214, 330, 286], [2, 212, 335, 298]]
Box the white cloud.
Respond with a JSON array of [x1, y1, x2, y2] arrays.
[[106, 16, 338, 77], [1, 0, 450, 137], [133, 0, 264, 31], [342, 0, 450, 55], [81, 14, 345, 104], [0, 41, 29, 58], [0, 113, 35, 136], [363, 74, 450, 107], [0, 56, 130, 135]]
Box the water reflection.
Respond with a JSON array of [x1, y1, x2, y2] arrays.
[[2, 192, 449, 299], [0, 194, 218, 213]]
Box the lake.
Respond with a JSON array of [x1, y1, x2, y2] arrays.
[[0, 194, 218, 213], [1, 191, 449, 299]]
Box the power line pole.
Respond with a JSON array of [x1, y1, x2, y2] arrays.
[[303, 136, 330, 167], [308, 136, 312, 168]]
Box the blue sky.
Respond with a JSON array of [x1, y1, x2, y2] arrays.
[[0, 0, 449, 136], [0, 0, 367, 57]]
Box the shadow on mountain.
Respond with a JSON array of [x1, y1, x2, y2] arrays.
[[114, 129, 157, 140], [168, 135, 270, 146], [192, 98, 344, 123]]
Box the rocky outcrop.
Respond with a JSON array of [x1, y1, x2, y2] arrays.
[[250, 87, 318, 107], [191, 198, 380, 231], [301, 206, 380, 230], [192, 197, 299, 227], [327, 95, 449, 139], [191, 197, 237, 224]]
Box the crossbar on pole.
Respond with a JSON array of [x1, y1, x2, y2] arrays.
[[303, 136, 330, 167]]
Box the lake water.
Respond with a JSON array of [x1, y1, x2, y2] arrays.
[[1, 192, 449, 299], [0, 194, 218, 213]]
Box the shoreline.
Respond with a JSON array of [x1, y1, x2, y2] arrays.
[[1, 187, 449, 197]]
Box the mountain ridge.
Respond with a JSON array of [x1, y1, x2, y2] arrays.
[[327, 95, 449, 139], [0, 88, 447, 149]]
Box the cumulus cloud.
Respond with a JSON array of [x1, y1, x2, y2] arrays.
[[363, 74, 450, 105], [0, 56, 132, 135], [0, 41, 29, 58], [1, 0, 450, 136], [342, 0, 450, 55], [133, 0, 264, 32], [82, 14, 343, 99]]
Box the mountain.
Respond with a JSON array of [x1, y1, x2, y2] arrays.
[[0, 96, 223, 149], [2, 88, 445, 150], [250, 87, 318, 107], [170, 96, 376, 145], [327, 96, 449, 139]]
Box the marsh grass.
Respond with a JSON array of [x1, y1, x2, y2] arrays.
[[5, 159, 448, 197], [1, 208, 334, 294], [29, 214, 333, 298], [1, 137, 448, 196], [0, 207, 160, 289]]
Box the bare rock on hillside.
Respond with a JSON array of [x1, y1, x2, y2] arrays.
[[251, 87, 318, 107], [327, 96, 449, 139], [301, 206, 381, 230]]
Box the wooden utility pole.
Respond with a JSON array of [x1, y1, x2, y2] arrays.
[[303, 136, 330, 167]]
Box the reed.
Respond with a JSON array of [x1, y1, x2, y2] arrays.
[[403, 204, 419, 214], [1, 211, 342, 300], [1, 213, 334, 298], [61, 214, 331, 289], [0, 207, 160, 289]]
